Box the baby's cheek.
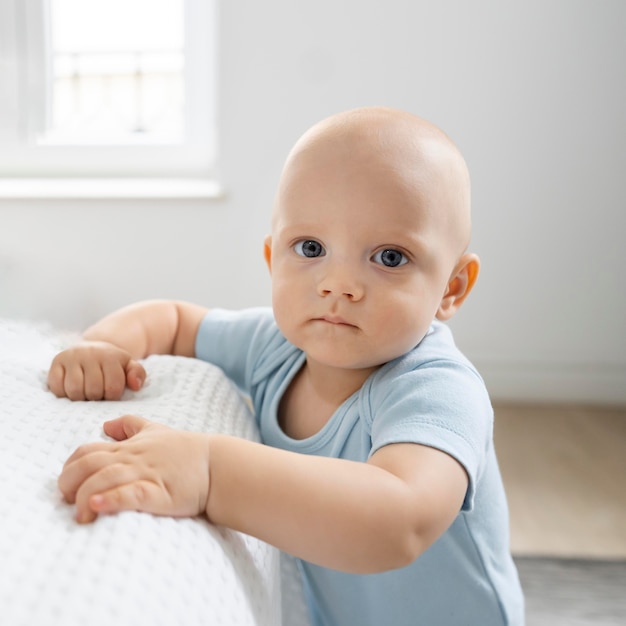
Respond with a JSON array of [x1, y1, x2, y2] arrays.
[[377, 306, 429, 356]]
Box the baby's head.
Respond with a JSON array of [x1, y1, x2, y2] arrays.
[[265, 107, 479, 372]]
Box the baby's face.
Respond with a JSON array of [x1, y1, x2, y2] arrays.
[[267, 115, 466, 373]]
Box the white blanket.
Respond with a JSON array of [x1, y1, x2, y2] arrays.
[[0, 319, 309, 626]]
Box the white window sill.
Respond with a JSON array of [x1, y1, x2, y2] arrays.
[[0, 178, 224, 200]]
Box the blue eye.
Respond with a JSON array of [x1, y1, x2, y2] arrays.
[[294, 240, 325, 258], [373, 249, 407, 267]]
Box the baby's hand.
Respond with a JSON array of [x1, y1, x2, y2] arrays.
[[47, 341, 146, 400], [58, 415, 211, 524]]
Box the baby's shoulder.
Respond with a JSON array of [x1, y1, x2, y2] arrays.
[[361, 322, 491, 426], [374, 322, 482, 387]]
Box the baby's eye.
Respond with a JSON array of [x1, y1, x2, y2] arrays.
[[294, 239, 325, 258], [372, 248, 408, 267]]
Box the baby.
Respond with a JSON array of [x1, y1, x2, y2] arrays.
[[49, 107, 524, 625]]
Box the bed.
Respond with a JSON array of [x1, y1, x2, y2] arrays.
[[0, 319, 310, 626]]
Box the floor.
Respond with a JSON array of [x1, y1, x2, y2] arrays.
[[493, 403, 626, 559], [514, 556, 626, 626]]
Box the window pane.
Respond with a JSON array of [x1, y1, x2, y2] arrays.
[[44, 0, 185, 145]]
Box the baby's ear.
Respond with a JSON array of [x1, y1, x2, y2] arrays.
[[436, 253, 480, 321], [263, 235, 272, 272]]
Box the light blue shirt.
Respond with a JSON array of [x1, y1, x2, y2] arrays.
[[196, 307, 524, 625]]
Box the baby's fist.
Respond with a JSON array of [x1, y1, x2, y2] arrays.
[[47, 341, 146, 401]]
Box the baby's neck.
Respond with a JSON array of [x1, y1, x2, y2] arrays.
[[278, 360, 378, 440]]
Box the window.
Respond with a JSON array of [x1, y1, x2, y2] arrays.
[[0, 0, 218, 197]]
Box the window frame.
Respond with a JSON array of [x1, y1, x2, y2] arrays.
[[0, 0, 220, 197]]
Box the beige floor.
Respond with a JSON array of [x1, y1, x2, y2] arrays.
[[493, 402, 626, 560]]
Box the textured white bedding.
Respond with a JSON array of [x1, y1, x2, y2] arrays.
[[0, 319, 293, 626]]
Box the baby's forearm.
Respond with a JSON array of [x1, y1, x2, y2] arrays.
[[206, 435, 427, 574], [82, 300, 206, 358]]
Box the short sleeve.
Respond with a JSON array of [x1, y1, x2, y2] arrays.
[[195, 307, 287, 392], [364, 354, 493, 512], [195, 307, 299, 393]]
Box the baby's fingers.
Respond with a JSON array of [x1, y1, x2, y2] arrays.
[[82, 360, 106, 401], [48, 360, 87, 400], [88, 480, 168, 519], [59, 448, 117, 504], [101, 359, 128, 400], [125, 360, 147, 392], [47, 359, 66, 397], [72, 463, 149, 523], [62, 440, 115, 469]]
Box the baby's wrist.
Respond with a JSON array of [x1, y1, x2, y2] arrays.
[[204, 433, 219, 523], [204, 433, 235, 525]]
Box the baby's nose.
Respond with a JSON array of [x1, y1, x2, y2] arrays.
[[317, 263, 364, 300]]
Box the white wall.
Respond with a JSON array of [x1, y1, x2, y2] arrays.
[[1, 0, 625, 404]]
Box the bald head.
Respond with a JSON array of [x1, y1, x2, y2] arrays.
[[276, 107, 472, 257]]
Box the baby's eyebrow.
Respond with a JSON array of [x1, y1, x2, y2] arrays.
[[275, 223, 325, 240], [384, 234, 438, 266]]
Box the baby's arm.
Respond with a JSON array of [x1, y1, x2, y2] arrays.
[[206, 434, 467, 573], [59, 415, 467, 574], [47, 300, 208, 400]]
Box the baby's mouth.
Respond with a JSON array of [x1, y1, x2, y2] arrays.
[[315, 315, 358, 328]]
